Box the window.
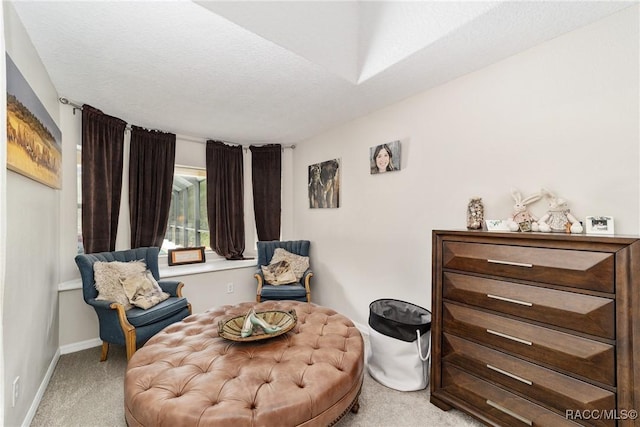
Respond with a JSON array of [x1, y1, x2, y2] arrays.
[[77, 160, 209, 254], [77, 145, 84, 254], [163, 166, 209, 253]]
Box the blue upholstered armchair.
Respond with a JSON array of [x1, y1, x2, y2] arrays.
[[255, 240, 313, 302], [75, 247, 191, 361]]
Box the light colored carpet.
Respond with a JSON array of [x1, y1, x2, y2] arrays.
[[31, 341, 482, 427]]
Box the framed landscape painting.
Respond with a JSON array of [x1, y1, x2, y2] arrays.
[[6, 53, 62, 189]]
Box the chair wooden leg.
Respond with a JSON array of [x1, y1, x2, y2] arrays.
[[125, 329, 137, 360], [100, 341, 109, 362], [304, 273, 313, 303], [111, 302, 137, 360], [255, 273, 263, 303]]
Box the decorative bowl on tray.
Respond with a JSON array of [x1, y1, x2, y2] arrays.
[[218, 309, 297, 342]]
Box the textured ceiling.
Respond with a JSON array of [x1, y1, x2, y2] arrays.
[[11, 1, 634, 145]]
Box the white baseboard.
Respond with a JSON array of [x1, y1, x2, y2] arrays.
[[60, 338, 101, 355], [21, 340, 101, 426], [21, 348, 60, 427]]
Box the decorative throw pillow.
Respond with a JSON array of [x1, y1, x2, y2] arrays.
[[93, 260, 147, 310], [120, 270, 169, 310], [261, 260, 298, 285], [270, 248, 309, 280]]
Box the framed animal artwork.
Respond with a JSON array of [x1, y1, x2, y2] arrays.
[[308, 159, 340, 208]]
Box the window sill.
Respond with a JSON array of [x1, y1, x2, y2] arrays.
[[58, 258, 257, 291], [59, 278, 83, 292], [158, 257, 257, 278]]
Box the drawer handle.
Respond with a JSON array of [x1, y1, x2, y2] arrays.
[[486, 364, 533, 385], [487, 259, 533, 268], [486, 329, 532, 346], [486, 400, 533, 426], [487, 294, 533, 307]]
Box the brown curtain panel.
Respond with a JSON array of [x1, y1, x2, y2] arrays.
[[206, 140, 245, 260], [81, 105, 127, 253], [129, 126, 176, 249], [250, 144, 281, 241]]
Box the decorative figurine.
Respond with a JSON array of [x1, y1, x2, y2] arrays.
[[505, 190, 541, 232], [467, 197, 484, 230], [249, 312, 282, 334], [240, 307, 282, 337], [537, 189, 583, 233], [241, 307, 256, 337]]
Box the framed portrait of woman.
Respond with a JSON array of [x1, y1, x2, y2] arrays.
[[370, 141, 401, 174]]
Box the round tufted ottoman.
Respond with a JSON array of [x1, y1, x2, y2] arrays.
[[124, 301, 364, 426]]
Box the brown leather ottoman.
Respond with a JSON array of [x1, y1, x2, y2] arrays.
[[124, 301, 364, 426]]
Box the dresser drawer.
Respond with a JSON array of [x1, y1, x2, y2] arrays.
[[442, 242, 614, 292], [443, 272, 615, 339], [442, 333, 615, 427], [443, 303, 615, 386], [441, 363, 582, 427]]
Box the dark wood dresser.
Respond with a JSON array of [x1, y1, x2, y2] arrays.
[[431, 230, 640, 427]]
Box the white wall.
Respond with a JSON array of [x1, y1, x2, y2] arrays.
[[171, 267, 257, 314], [0, 3, 7, 424], [293, 6, 640, 327], [3, 3, 61, 426]]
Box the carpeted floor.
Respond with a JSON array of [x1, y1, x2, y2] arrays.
[[31, 342, 482, 427]]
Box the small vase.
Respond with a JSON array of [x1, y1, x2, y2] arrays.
[[467, 197, 484, 230]]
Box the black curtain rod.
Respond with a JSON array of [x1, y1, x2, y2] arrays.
[[59, 96, 295, 149], [242, 145, 296, 151], [59, 96, 83, 111]]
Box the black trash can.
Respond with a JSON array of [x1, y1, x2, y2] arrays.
[[367, 299, 432, 391]]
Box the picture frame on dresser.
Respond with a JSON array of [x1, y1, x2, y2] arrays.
[[585, 215, 614, 234], [485, 219, 510, 231]]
